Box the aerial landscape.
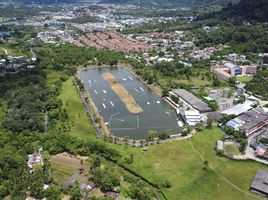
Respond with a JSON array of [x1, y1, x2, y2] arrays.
[[0, 0, 268, 199]]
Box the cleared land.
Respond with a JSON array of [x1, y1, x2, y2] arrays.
[[102, 72, 143, 114]]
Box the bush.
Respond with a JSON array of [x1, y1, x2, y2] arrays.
[[161, 180, 172, 188]]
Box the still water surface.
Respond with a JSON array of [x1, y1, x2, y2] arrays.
[[80, 67, 181, 139]]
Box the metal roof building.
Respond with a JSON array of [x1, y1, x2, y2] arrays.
[[173, 89, 212, 113], [250, 170, 268, 197], [222, 101, 253, 116]]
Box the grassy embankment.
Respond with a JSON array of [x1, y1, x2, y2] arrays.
[[102, 72, 143, 114], [49, 70, 267, 200], [46, 70, 98, 141], [236, 76, 253, 83]]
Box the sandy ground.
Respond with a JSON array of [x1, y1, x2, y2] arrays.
[[102, 72, 143, 114]]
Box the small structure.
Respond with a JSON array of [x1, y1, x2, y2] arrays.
[[65, 177, 76, 190], [217, 140, 224, 151], [27, 148, 43, 170], [105, 191, 119, 199], [250, 170, 268, 197], [80, 182, 96, 192]]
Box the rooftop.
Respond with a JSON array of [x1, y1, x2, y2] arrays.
[[222, 101, 253, 116], [173, 89, 212, 113], [250, 170, 268, 196]]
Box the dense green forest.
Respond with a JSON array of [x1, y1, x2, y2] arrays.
[[0, 64, 121, 199], [246, 70, 268, 99], [0, 6, 60, 19], [205, 0, 268, 22], [193, 22, 268, 53], [35, 44, 125, 70]]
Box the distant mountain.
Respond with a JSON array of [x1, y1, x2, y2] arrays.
[[100, 0, 237, 6], [21, 0, 76, 3]]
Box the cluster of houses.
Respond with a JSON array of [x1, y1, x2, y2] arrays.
[[75, 31, 154, 52], [37, 29, 75, 44], [0, 55, 36, 77]]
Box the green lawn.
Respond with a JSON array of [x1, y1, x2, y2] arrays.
[[113, 128, 267, 200], [51, 162, 76, 186], [59, 77, 98, 141], [224, 144, 242, 155], [45, 70, 65, 83], [236, 76, 253, 83]]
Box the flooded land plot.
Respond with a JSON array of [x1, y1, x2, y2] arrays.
[[79, 67, 181, 139]]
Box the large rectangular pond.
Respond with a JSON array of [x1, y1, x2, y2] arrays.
[[79, 67, 181, 139]]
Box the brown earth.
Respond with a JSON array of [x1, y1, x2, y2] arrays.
[[102, 72, 143, 114]]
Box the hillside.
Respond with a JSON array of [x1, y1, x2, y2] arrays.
[[207, 0, 268, 22]]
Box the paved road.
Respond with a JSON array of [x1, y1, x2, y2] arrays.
[[231, 131, 268, 165]]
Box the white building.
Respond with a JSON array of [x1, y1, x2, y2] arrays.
[[177, 109, 204, 126]]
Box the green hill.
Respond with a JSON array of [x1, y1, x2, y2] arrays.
[[207, 0, 268, 22]]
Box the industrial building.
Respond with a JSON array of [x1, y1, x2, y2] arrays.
[[226, 107, 268, 136], [250, 170, 268, 197], [172, 89, 213, 113], [177, 108, 204, 126]]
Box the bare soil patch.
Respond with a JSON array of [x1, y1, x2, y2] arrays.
[[102, 72, 143, 113], [51, 153, 89, 169]]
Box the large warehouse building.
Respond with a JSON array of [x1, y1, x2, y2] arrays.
[[172, 89, 213, 113], [226, 107, 268, 136]]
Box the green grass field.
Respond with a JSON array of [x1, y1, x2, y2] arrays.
[[236, 76, 253, 83], [59, 78, 97, 141], [113, 128, 267, 200], [224, 144, 242, 155], [50, 71, 267, 200], [51, 162, 77, 186]]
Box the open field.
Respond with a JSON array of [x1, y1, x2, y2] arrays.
[[60, 78, 97, 140], [45, 70, 98, 141], [103, 72, 143, 114], [224, 143, 242, 155], [112, 127, 267, 200], [236, 76, 253, 83]]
